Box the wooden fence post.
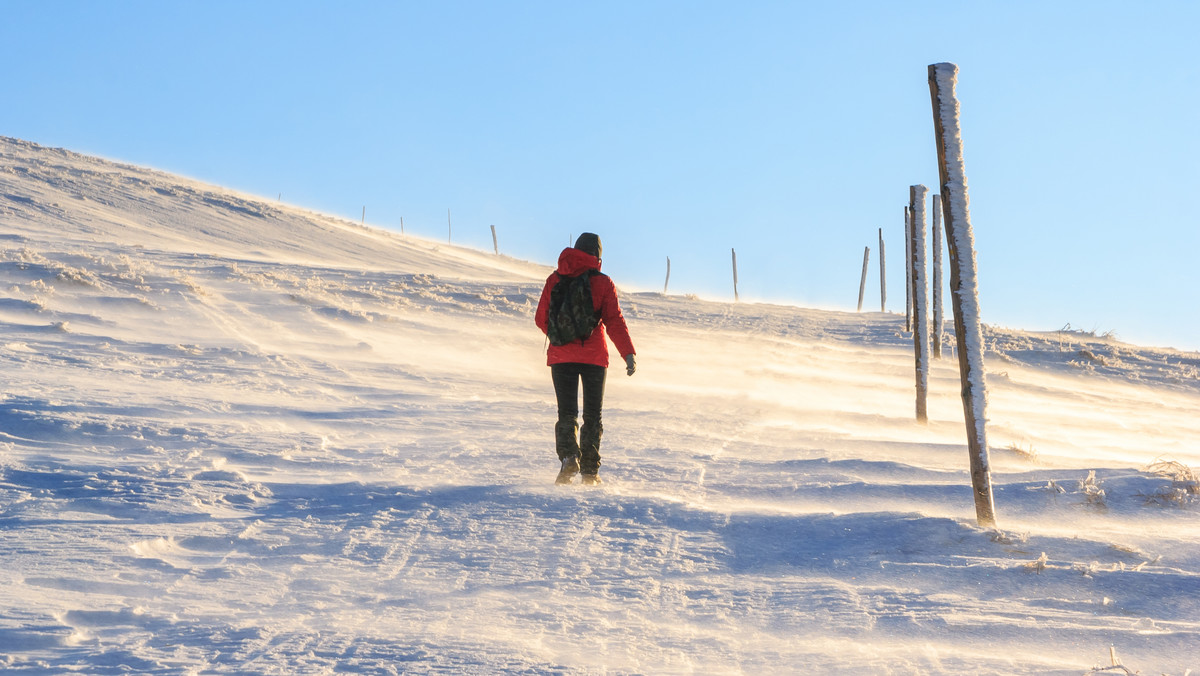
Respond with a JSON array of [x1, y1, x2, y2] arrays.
[[857, 246, 870, 312], [929, 61, 996, 528], [731, 248, 739, 302], [362, 206, 366, 225], [400, 216, 405, 235], [905, 206, 912, 332], [932, 193, 944, 358], [664, 256, 671, 294], [910, 185, 930, 423], [879, 228, 886, 312], [491, 225, 498, 254], [447, 209, 452, 243]]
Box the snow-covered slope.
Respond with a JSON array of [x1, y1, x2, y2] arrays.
[[1, 136, 1198, 674]]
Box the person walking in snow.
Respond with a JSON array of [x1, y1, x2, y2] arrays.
[[535, 233, 636, 485]]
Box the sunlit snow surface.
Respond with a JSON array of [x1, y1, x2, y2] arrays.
[[1, 137, 1199, 674]]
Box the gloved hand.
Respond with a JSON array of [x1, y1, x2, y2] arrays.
[[624, 353, 637, 377]]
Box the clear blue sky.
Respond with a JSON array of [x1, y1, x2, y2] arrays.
[[3, 1, 1197, 351]]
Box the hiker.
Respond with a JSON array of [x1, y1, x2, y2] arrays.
[[534, 233, 636, 485]]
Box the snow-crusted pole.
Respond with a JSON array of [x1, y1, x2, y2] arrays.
[[856, 246, 870, 312], [491, 225, 499, 254], [878, 228, 886, 312], [910, 185, 930, 423], [928, 62, 997, 528], [731, 248, 739, 302], [932, 194, 944, 358], [664, 256, 671, 294], [904, 206, 912, 332]]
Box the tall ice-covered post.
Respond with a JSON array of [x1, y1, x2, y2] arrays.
[[932, 194, 944, 358], [910, 185, 930, 423], [928, 62, 996, 528]]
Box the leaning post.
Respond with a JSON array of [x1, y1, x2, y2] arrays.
[[856, 246, 870, 312], [929, 62, 997, 528], [664, 256, 671, 294], [491, 225, 499, 254], [910, 185, 930, 423]]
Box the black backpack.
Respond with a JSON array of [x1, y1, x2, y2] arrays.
[[546, 271, 601, 346]]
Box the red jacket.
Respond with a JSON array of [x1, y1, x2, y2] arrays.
[[535, 247, 635, 367]]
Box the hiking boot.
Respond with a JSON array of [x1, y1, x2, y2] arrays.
[[580, 473, 602, 486], [555, 456, 580, 485], [555, 419, 580, 459]]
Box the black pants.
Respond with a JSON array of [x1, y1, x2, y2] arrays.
[[551, 363, 606, 474]]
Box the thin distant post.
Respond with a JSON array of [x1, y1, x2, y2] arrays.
[[362, 206, 366, 225], [856, 246, 870, 312], [664, 256, 671, 294], [929, 61, 996, 529], [400, 216, 405, 235], [731, 248, 739, 302], [447, 209, 452, 243], [490, 225, 499, 254], [932, 194, 945, 358], [905, 206, 912, 332], [910, 185, 930, 423], [879, 228, 887, 312]]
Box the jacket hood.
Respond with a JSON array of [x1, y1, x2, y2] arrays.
[[556, 247, 601, 276], [574, 232, 602, 259]]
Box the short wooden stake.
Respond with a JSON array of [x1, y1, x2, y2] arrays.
[[929, 61, 997, 528], [664, 256, 671, 294], [400, 216, 405, 234], [856, 246, 870, 312], [910, 185, 930, 423], [878, 228, 887, 312], [362, 206, 366, 225]]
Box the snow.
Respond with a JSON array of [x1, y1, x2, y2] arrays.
[[2, 135, 1200, 674]]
